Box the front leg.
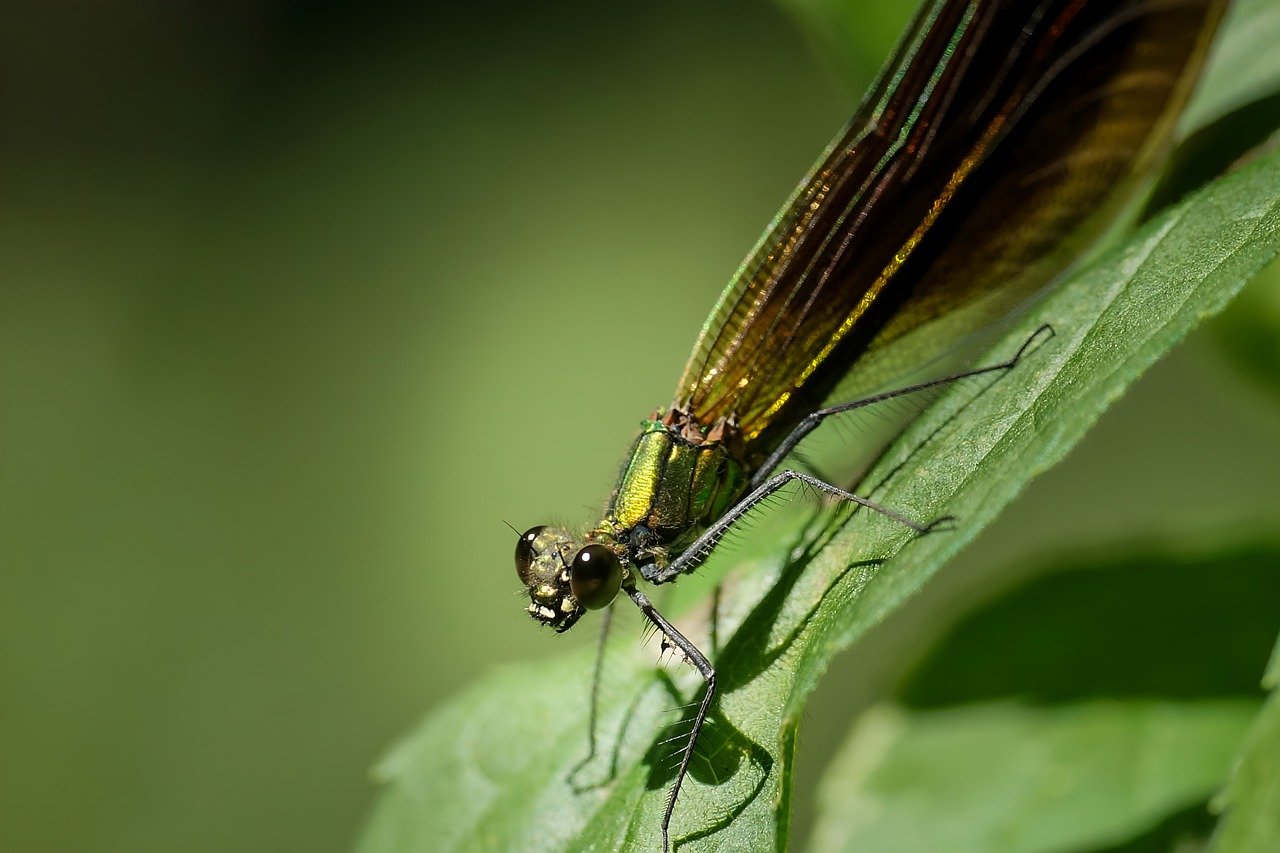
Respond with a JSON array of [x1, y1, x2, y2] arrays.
[[626, 587, 716, 853], [646, 469, 944, 584]]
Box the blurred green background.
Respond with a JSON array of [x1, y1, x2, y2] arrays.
[[2, 2, 1278, 852]]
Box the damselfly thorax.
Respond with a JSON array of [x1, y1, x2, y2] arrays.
[[516, 408, 747, 633]]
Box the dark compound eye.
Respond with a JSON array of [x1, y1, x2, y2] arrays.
[[570, 544, 623, 610], [515, 525, 546, 585]]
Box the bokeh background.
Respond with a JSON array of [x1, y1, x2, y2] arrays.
[[3, 2, 1278, 852]]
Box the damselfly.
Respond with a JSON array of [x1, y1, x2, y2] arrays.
[[513, 1, 1226, 848]]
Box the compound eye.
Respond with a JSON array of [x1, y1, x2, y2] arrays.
[[570, 544, 623, 610], [515, 526, 546, 585]]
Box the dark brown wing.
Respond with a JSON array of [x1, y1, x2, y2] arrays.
[[672, 0, 1226, 466]]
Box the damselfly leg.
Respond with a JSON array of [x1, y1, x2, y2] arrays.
[[579, 325, 1054, 851]]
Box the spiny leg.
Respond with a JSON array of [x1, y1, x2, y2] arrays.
[[569, 602, 614, 784], [626, 588, 715, 853], [751, 323, 1055, 487], [648, 469, 946, 584], [625, 326, 1054, 836], [709, 583, 722, 659]]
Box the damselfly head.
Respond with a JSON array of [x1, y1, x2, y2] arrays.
[[515, 525, 626, 632], [515, 525, 583, 631]]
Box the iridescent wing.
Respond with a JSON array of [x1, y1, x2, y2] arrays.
[[673, 0, 1227, 466]]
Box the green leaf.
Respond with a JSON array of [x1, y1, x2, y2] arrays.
[[809, 543, 1279, 852], [357, 141, 1280, 851], [1211, 633, 1280, 853], [1211, 259, 1280, 397], [809, 700, 1259, 853], [1144, 0, 1280, 224], [1181, 0, 1280, 135], [897, 542, 1280, 707], [357, 647, 655, 853]]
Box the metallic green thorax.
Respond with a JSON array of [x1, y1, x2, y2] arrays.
[[591, 409, 747, 574], [517, 410, 749, 633]]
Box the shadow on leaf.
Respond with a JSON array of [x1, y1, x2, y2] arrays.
[[900, 542, 1280, 707]]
